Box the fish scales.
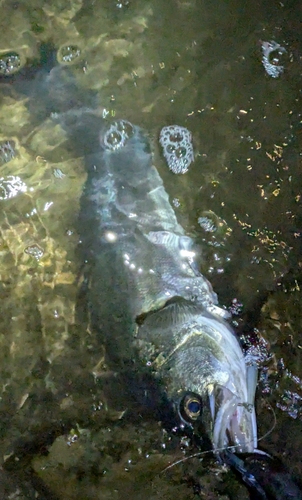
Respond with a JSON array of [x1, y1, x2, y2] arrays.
[[65, 112, 220, 321]]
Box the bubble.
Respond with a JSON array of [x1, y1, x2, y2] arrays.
[[103, 120, 134, 151], [57, 45, 81, 65], [115, 0, 130, 7], [53, 168, 66, 179], [261, 41, 286, 78], [159, 125, 194, 174], [198, 216, 216, 233], [167, 144, 175, 154], [105, 130, 123, 148], [24, 244, 44, 260], [244, 337, 270, 367], [0, 141, 16, 166], [0, 52, 22, 76], [0, 175, 27, 200]]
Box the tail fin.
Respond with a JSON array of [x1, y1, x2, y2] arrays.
[[0, 42, 97, 123]]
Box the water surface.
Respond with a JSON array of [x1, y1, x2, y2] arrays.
[[0, 0, 301, 498]]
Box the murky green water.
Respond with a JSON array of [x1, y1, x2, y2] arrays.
[[0, 0, 301, 498]]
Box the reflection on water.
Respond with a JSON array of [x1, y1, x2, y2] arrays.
[[0, 0, 301, 498]]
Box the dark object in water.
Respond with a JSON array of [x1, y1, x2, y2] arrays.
[[222, 450, 302, 500]]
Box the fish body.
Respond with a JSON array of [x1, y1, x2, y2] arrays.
[[3, 56, 258, 452], [3, 49, 302, 500], [4, 52, 257, 453], [58, 104, 258, 453]]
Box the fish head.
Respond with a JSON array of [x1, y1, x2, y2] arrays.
[[161, 328, 257, 453], [140, 303, 258, 453]]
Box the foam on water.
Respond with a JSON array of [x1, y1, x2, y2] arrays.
[[261, 40, 286, 78], [159, 125, 194, 174], [103, 119, 135, 151]]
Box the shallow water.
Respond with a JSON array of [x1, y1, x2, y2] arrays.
[[0, 0, 301, 498]]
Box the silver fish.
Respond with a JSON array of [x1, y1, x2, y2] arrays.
[[66, 111, 258, 454]]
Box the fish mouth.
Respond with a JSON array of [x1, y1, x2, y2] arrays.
[[209, 385, 257, 453]]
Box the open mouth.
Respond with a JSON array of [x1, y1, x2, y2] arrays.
[[209, 386, 257, 453]]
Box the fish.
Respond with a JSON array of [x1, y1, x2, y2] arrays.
[[0, 49, 258, 461], [3, 54, 302, 498], [1, 40, 302, 500], [50, 94, 259, 454]]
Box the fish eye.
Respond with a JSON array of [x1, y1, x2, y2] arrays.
[[179, 393, 203, 423]]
